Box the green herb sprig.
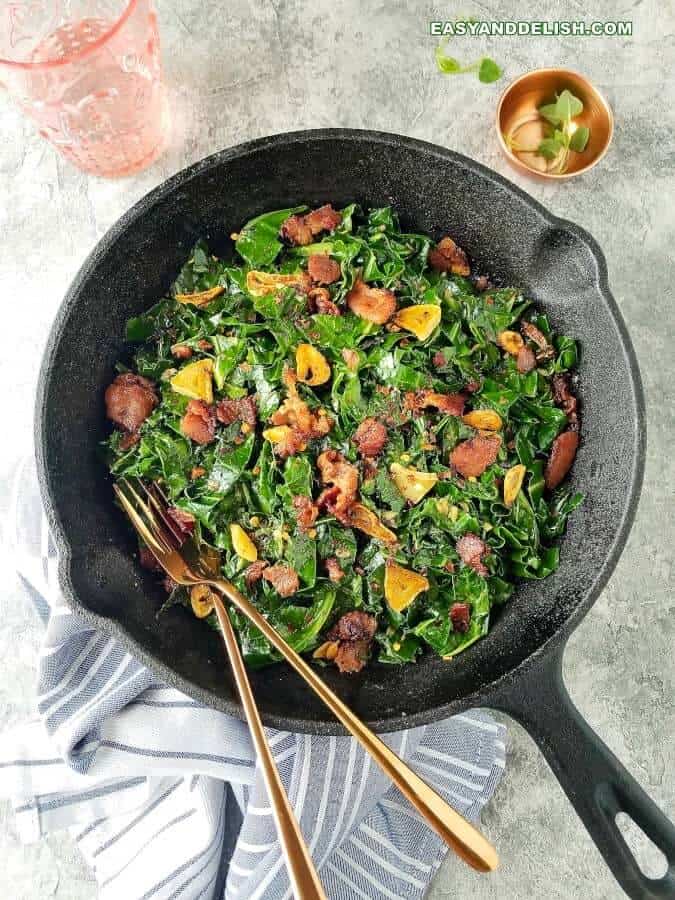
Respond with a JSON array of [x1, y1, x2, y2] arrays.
[[505, 89, 590, 175], [435, 41, 502, 84]]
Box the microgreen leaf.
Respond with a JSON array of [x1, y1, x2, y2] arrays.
[[478, 57, 502, 83], [538, 103, 561, 126], [537, 137, 563, 160], [435, 43, 463, 74], [568, 125, 590, 152], [555, 89, 583, 122]]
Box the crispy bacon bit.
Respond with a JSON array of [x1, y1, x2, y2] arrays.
[[456, 533, 489, 577], [270, 370, 332, 456], [404, 390, 466, 417], [262, 563, 300, 597], [473, 275, 491, 292], [180, 399, 216, 445], [464, 380, 481, 394], [119, 431, 141, 451], [516, 345, 537, 374], [191, 466, 206, 480], [293, 495, 319, 532], [197, 339, 213, 351], [280, 204, 342, 246], [521, 321, 555, 362], [244, 560, 268, 588], [308, 254, 341, 285], [139, 545, 162, 572], [450, 602, 471, 632], [327, 611, 378, 674], [346, 278, 397, 324], [552, 374, 579, 430], [317, 450, 359, 523], [280, 214, 312, 245], [428, 236, 470, 276], [545, 430, 579, 491], [432, 351, 446, 368], [167, 506, 196, 536], [105, 373, 158, 435], [352, 418, 388, 458], [450, 434, 501, 478], [325, 557, 345, 583], [171, 344, 193, 360], [216, 395, 257, 427], [308, 287, 340, 316]]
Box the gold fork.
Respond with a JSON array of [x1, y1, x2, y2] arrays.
[[115, 480, 326, 900], [116, 477, 499, 874]]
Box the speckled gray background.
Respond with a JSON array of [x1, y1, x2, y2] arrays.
[[0, 1, 673, 897]]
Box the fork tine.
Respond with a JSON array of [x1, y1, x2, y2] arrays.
[[118, 479, 176, 555], [113, 483, 169, 558], [140, 482, 184, 547]]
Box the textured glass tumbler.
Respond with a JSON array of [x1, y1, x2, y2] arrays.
[[0, 0, 168, 177]]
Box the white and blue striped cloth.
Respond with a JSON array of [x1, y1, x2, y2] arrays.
[[0, 458, 506, 900]]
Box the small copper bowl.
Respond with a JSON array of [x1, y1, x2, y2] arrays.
[[496, 68, 613, 180]]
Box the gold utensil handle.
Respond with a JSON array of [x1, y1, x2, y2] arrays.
[[211, 579, 498, 874], [211, 594, 327, 899]]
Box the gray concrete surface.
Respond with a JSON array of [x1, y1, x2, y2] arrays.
[[0, 0, 673, 897]]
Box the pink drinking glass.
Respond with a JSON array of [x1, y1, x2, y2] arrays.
[[0, 0, 168, 177]]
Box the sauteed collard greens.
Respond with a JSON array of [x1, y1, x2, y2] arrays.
[[104, 204, 582, 672]]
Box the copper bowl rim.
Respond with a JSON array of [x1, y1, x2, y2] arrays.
[[495, 67, 614, 181]]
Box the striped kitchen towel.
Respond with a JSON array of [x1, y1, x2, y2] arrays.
[[0, 457, 506, 900]]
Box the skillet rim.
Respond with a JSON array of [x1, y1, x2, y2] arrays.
[[35, 128, 646, 734]]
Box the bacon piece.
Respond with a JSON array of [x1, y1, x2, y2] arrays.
[[270, 370, 332, 452], [308, 287, 340, 316], [316, 450, 359, 523], [308, 254, 340, 285], [428, 236, 470, 276], [305, 204, 342, 234], [280, 214, 313, 245], [171, 344, 193, 360], [545, 430, 579, 491], [352, 418, 387, 458], [333, 640, 369, 673], [180, 399, 216, 445], [521, 321, 555, 362], [450, 434, 501, 478], [262, 563, 300, 597], [327, 611, 378, 674], [216, 395, 257, 427], [119, 431, 141, 451], [516, 345, 537, 374], [456, 533, 489, 577], [105, 373, 158, 434], [293, 495, 319, 532], [473, 275, 491, 292], [432, 351, 446, 368], [167, 507, 196, 537], [450, 602, 471, 633], [464, 380, 481, 394], [405, 390, 465, 417], [325, 557, 345, 583], [328, 611, 378, 642], [552, 374, 579, 430], [244, 560, 268, 588], [346, 279, 397, 324], [280, 204, 342, 246]]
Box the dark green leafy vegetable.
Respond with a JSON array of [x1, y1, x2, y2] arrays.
[[105, 204, 582, 672]]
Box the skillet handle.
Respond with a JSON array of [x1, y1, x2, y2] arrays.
[[487, 641, 675, 899]]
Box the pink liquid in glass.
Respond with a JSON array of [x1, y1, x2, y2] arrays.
[[1, 1, 167, 177]]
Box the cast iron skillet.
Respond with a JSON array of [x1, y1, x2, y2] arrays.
[[36, 130, 674, 897]]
